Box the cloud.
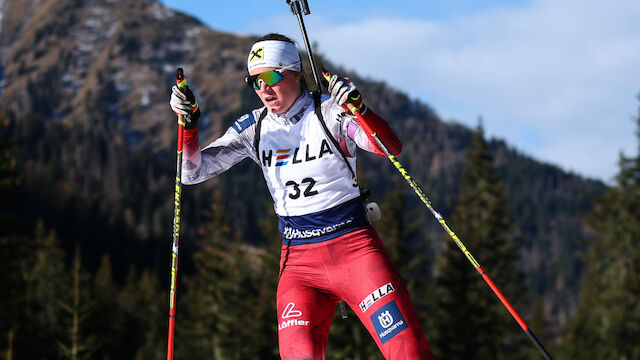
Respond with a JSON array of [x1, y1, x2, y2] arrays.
[[251, 0, 640, 181]]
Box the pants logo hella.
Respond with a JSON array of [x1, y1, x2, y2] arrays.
[[359, 282, 395, 312]]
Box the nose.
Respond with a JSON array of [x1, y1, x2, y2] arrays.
[[257, 80, 273, 92]]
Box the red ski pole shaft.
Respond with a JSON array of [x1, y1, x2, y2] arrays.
[[321, 70, 554, 360], [167, 68, 187, 360]]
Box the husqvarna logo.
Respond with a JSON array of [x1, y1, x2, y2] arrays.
[[378, 310, 394, 328], [370, 300, 408, 344]]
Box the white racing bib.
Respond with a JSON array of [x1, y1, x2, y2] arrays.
[[259, 106, 360, 216], [257, 98, 367, 245]]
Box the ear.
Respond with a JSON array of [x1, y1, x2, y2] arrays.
[[293, 71, 302, 83]]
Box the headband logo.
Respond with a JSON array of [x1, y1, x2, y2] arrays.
[[250, 47, 264, 62]]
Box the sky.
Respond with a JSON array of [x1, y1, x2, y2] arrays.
[[160, 0, 640, 183]]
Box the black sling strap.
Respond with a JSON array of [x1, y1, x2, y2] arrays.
[[253, 107, 269, 162], [312, 91, 357, 180]]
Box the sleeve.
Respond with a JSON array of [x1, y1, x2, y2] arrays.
[[322, 96, 402, 157], [181, 112, 259, 185]]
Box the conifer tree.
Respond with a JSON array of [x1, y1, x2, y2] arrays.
[[0, 112, 24, 235], [89, 255, 121, 360], [527, 296, 551, 360], [177, 189, 278, 359], [564, 98, 640, 360], [0, 111, 26, 360], [22, 222, 68, 359], [377, 176, 432, 295], [431, 124, 525, 359], [57, 245, 99, 360], [130, 271, 166, 359], [115, 266, 165, 359]]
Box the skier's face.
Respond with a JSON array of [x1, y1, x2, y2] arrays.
[[251, 67, 302, 114]]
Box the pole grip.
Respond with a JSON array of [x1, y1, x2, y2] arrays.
[[301, 0, 311, 14], [287, 0, 310, 15]]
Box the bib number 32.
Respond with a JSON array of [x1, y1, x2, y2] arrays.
[[285, 177, 318, 199]]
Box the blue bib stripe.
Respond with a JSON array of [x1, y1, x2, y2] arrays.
[[278, 197, 369, 246]]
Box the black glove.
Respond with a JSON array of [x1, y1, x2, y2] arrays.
[[170, 85, 200, 129]]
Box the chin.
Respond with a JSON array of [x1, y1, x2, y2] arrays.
[[268, 104, 283, 114]]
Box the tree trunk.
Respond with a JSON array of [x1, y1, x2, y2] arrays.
[[6, 329, 14, 360]]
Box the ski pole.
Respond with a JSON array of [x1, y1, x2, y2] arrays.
[[286, 1, 554, 359], [326, 79, 554, 359], [287, 0, 351, 320], [166, 67, 186, 360], [287, 0, 321, 91]]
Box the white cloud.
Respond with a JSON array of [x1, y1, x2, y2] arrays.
[[250, 0, 640, 182]]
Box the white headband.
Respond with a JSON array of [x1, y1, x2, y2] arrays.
[[247, 40, 301, 73]]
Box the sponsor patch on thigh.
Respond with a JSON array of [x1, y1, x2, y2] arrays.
[[278, 302, 310, 331], [370, 300, 408, 344], [359, 282, 395, 312]]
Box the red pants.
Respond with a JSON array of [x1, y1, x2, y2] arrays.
[[277, 226, 435, 359]]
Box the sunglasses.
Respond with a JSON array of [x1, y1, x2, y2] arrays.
[[245, 63, 301, 90]]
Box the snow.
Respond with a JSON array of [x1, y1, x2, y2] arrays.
[[152, 2, 173, 21], [163, 63, 175, 74], [186, 25, 203, 39], [140, 88, 150, 106], [114, 81, 129, 94]]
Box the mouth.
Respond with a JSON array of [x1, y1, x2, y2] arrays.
[[265, 96, 277, 104]]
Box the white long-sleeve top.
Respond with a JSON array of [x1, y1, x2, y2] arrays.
[[181, 92, 385, 244]]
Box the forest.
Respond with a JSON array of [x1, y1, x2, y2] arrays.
[[2, 104, 639, 358]]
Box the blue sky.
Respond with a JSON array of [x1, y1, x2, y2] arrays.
[[161, 0, 640, 183], [159, 1, 531, 32]]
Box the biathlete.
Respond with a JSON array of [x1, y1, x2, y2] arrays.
[[170, 33, 435, 360]]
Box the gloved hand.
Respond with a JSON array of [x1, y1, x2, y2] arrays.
[[328, 75, 365, 114], [170, 85, 200, 129]]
